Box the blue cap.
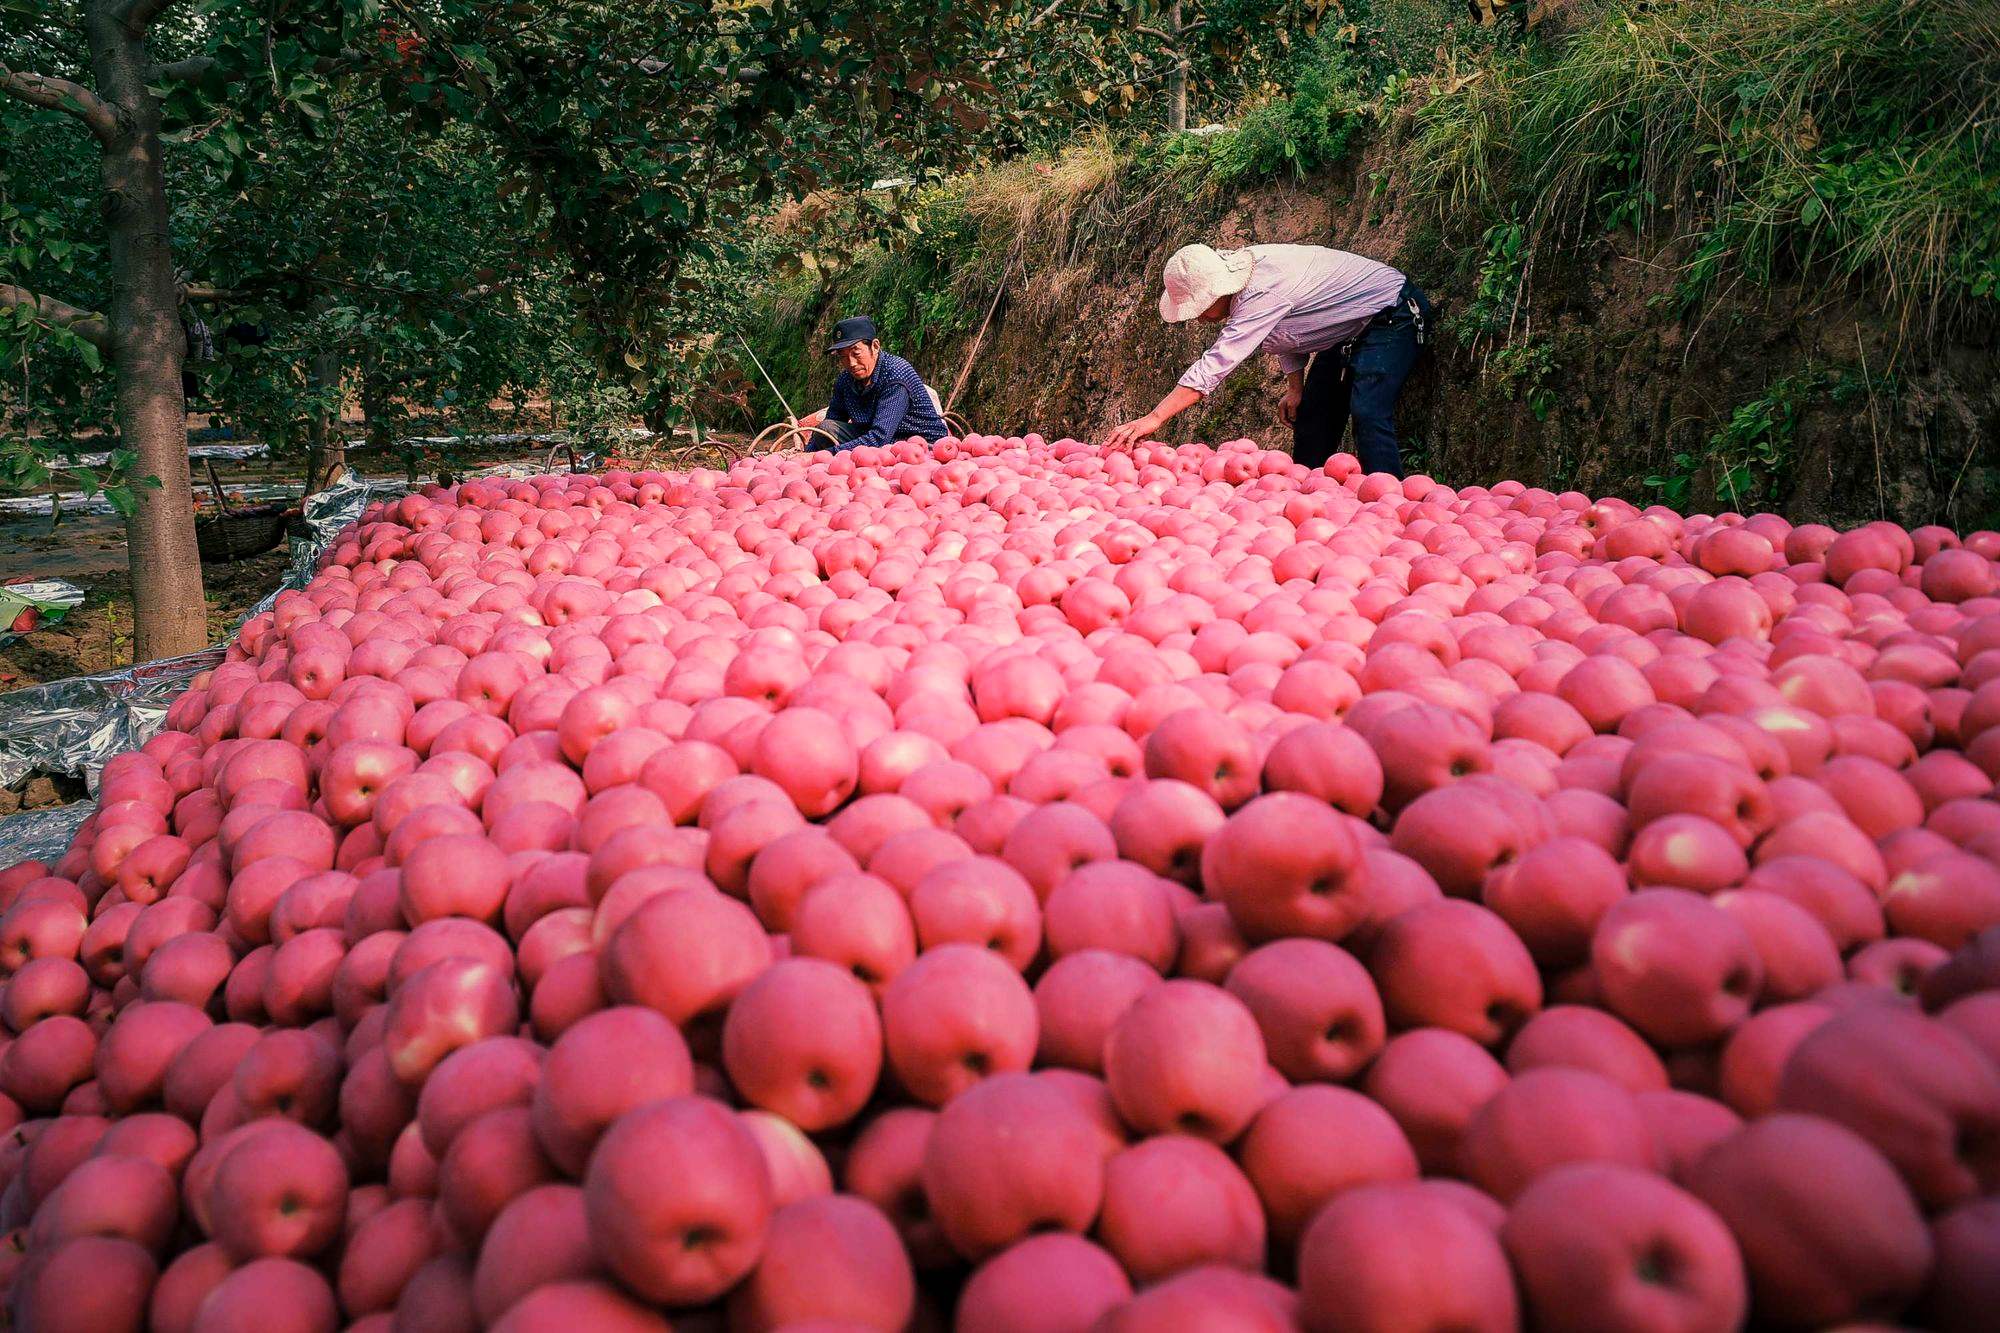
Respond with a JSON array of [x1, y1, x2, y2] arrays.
[[827, 316, 879, 353]]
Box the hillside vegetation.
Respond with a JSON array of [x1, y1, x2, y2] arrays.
[[716, 0, 1999, 527]]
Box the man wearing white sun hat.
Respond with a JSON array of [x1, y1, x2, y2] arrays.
[[1105, 242, 1430, 477]]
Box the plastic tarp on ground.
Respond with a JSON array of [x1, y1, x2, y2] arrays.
[[0, 451, 602, 860], [0, 470, 404, 859]]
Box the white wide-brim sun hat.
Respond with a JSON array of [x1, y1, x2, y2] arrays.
[[1159, 243, 1254, 322]]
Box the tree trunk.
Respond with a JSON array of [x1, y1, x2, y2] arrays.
[[87, 1, 208, 662], [361, 361, 394, 451], [1167, 0, 1188, 133], [305, 347, 344, 493]]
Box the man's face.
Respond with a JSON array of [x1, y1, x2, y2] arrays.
[[1197, 294, 1234, 324], [835, 339, 881, 379]]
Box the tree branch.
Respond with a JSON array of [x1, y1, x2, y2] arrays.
[[0, 283, 112, 348], [0, 63, 120, 144], [153, 55, 217, 82], [116, 0, 182, 35]]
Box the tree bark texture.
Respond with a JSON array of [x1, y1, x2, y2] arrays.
[[305, 347, 344, 493], [1167, 0, 1188, 133], [86, 0, 209, 661]]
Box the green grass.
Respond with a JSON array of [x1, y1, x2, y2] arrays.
[[1411, 0, 2000, 329]]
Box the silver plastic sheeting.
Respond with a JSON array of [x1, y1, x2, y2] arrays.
[[0, 803, 93, 868], [0, 473, 393, 859], [0, 455, 607, 861], [0, 581, 86, 647], [0, 647, 226, 792], [345, 429, 644, 453], [0, 482, 299, 518], [245, 470, 411, 623], [67, 443, 269, 468]]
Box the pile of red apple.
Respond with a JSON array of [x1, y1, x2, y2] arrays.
[[1, 431, 1998, 1332]]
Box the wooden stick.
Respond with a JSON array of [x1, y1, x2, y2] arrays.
[[947, 250, 1017, 415]]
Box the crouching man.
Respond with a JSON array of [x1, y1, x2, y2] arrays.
[[797, 316, 949, 451]]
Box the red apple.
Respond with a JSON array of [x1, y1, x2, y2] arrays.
[[1502, 1163, 1745, 1333], [583, 1095, 772, 1306], [1686, 1115, 1932, 1326], [1103, 980, 1267, 1143], [955, 1233, 1131, 1333], [722, 958, 883, 1131], [1297, 1182, 1519, 1333], [725, 1194, 915, 1332], [1237, 1083, 1419, 1244], [920, 1072, 1103, 1260], [1370, 900, 1543, 1046], [1461, 1067, 1657, 1202]]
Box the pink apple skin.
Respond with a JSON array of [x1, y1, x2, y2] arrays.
[[1686, 1115, 1933, 1327], [920, 1072, 1104, 1261], [1502, 1163, 1746, 1333], [583, 1095, 773, 1306], [1238, 1083, 1419, 1244], [956, 1233, 1132, 1333], [1298, 1182, 1520, 1333]]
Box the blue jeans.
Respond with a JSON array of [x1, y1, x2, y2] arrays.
[[1294, 281, 1429, 478]]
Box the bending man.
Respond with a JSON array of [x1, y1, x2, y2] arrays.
[[1105, 243, 1429, 477], [798, 316, 949, 451]]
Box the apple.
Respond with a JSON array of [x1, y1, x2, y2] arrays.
[[1776, 1003, 2000, 1208], [879, 943, 1037, 1106], [583, 1095, 772, 1306], [1033, 949, 1160, 1074], [439, 1106, 558, 1243], [1635, 1089, 1742, 1183], [735, 1109, 833, 1210], [1716, 1002, 1834, 1119], [149, 1242, 235, 1333], [1297, 1182, 1519, 1333], [1502, 1162, 1745, 1333], [725, 1194, 915, 1332], [1923, 1197, 2000, 1333], [417, 1036, 543, 1158], [470, 1182, 601, 1325], [14, 1235, 158, 1333], [1369, 900, 1543, 1046], [1223, 938, 1384, 1083], [1363, 1027, 1510, 1175], [955, 1233, 1132, 1333], [843, 1107, 951, 1269], [27, 1150, 178, 1253], [337, 1196, 437, 1315], [1095, 1133, 1263, 1283], [1461, 1067, 1657, 1202], [1503, 1006, 1667, 1093], [1200, 792, 1370, 943], [487, 1281, 671, 1333], [1237, 1083, 1418, 1244], [1686, 1115, 1932, 1326], [1591, 890, 1761, 1047], [920, 1072, 1104, 1260], [1480, 837, 1626, 968], [1097, 1265, 1299, 1331], [1103, 980, 1267, 1143], [599, 887, 770, 1028], [530, 1005, 693, 1177], [204, 1121, 348, 1261], [721, 958, 883, 1131]]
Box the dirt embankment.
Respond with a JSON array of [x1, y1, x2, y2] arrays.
[[787, 134, 1999, 531]]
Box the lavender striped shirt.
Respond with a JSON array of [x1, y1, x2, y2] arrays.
[[1177, 245, 1407, 396]]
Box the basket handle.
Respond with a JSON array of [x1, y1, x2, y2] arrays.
[[202, 457, 231, 513]]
